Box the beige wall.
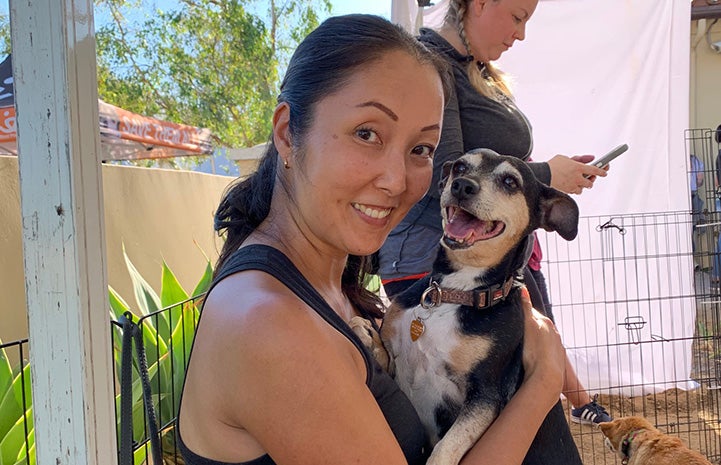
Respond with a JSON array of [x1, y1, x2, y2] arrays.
[[691, 20, 721, 131], [1, 155, 232, 343], [0, 157, 25, 344]]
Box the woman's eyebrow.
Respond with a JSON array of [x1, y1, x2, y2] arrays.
[[357, 101, 398, 121], [421, 124, 440, 132]]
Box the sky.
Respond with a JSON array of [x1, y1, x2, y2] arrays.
[[0, 1, 392, 33], [327, 0, 391, 18], [76, 0, 393, 37]]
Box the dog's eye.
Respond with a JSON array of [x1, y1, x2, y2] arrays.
[[452, 161, 468, 176], [503, 175, 519, 190]]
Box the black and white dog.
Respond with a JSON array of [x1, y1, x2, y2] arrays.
[[354, 149, 583, 465]]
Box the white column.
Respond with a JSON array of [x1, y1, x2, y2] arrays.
[[11, 0, 117, 464]]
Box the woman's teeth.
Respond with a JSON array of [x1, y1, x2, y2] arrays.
[[353, 203, 391, 219]]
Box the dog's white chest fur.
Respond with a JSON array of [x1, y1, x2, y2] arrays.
[[386, 302, 492, 443]]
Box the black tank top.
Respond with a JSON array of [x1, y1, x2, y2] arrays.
[[177, 245, 430, 465]]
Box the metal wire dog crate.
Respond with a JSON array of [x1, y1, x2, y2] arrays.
[[536, 208, 721, 464], [533, 126, 721, 465], [532, 129, 721, 464]]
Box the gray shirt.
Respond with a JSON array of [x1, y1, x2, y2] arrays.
[[378, 28, 550, 281]]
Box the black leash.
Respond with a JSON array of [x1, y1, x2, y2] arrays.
[[119, 311, 163, 465]]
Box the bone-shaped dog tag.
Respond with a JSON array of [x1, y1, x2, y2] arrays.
[[410, 319, 425, 341]]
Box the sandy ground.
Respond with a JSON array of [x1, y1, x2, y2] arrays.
[[564, 387, 721, 464], [559, 269, 721, 464]]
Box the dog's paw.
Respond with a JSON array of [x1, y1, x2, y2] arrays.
[[427, 440, 466, 465], [348, 316, 391, 372], [426, 449, 459, 465]]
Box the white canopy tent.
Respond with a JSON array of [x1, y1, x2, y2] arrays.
[[393, 0, 694, 395]]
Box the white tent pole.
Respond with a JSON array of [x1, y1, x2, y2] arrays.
[[391, 0, 419, 32], [11, 1, 117, 464]]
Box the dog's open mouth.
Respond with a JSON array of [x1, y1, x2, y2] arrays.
[[443, 206, 505, 248]]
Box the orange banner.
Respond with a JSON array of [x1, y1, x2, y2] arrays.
[[98, 100, 213, 159], [0, 105, 15, 143], [0, 101, 213, 160]]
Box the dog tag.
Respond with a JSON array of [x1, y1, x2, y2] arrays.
[[410, 319, 425, 341]]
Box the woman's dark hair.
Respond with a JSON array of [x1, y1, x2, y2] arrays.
[[214, 14, 449, 318]]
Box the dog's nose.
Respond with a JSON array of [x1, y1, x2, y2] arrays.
[[451, 177, 479, 201]]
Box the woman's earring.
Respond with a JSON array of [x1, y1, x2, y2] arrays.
[[284, 159, 290, 169]]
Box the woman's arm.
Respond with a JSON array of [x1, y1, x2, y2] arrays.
[[459, 287, 566, 465], [180, 272, 409, 465]]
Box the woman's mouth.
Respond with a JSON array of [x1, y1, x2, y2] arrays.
[[353, 203, 392, 219]]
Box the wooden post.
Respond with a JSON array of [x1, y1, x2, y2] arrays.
[[11, 1, 118, 464]]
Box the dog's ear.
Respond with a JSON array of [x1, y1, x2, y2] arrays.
[[598, 420, 619, 440], [438, 160, 454, 195], [598, 422, 613, 435], [538, 185, 579, 241]]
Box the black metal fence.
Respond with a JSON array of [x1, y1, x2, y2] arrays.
[[111, 293, 205, 465]]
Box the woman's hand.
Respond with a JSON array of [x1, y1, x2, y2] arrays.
[[547, 154, 608, 195], [519, 286, 565, 407]]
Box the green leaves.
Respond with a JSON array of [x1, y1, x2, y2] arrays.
[[0, 344, 32, 465], [1, 246, 212, 464]]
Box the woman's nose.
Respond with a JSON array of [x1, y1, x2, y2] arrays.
[[375, 151, 408, 196]]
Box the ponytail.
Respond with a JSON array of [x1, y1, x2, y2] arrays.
[[214, 140, 278, 276]]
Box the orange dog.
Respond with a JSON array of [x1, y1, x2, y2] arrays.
[[599, 416, 712, 465]]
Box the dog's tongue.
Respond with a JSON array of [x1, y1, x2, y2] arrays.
[[445, 208, 502, 243]]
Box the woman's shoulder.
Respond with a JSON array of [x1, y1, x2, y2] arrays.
[[202, 270, 313, 335], [201, 270, 361, 361]]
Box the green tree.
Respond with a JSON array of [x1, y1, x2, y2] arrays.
[[95, 0, 331, 149], [0, 12, 9, 57]]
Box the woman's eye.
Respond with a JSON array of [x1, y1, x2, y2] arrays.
[[513, 15, 522, 23], [356, 127, 380, 143], [411, 144, 435, 159]]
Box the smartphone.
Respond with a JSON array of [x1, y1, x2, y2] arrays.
[[583, 143, 628, 179], [591, 143, 628, 170]]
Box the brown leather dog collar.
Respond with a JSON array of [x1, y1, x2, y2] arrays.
[[420, 276, 516, 310]]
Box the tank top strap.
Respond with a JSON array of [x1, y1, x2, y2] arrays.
[[211, 244, 373, 380]]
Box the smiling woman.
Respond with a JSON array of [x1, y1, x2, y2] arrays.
[[176, 11, 570, 465], [176, 14, 449, 465]]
